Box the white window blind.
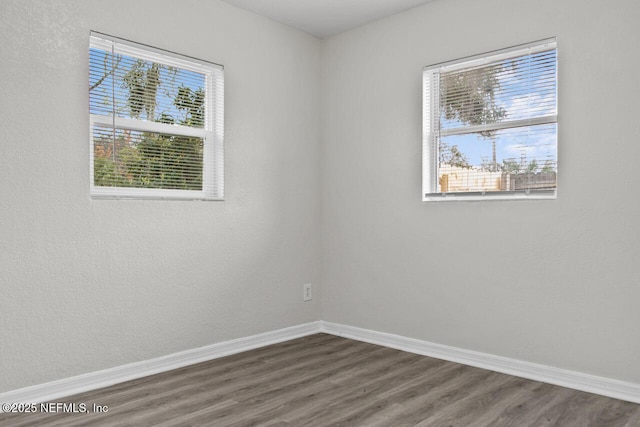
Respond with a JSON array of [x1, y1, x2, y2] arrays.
[[423, 39, 557, 201], [89, 32, 224, 200]]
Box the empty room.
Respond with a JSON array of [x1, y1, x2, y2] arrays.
[[1, 0, 639, 425]]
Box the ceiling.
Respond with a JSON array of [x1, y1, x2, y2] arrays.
[[219, 0, 435, 38]]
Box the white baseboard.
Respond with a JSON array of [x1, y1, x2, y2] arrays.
[[0, 321, 322, 408], [3, 320, 639, 408], [319, 321, 640, 404]]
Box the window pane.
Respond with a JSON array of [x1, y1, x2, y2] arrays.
[[93, 125, 204, 190], [437, 123, 557, 193], [89, 49, 207, 128], [439, 49, 557, 131]]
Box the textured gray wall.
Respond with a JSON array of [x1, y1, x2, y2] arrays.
[[320, 0, 640, 384], [0, 0, 321, 393]]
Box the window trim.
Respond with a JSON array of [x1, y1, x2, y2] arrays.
[[422, 38, 557, 202], [89, 32, 224, 201]]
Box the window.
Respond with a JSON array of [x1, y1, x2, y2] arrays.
[[423, 39, 557, 201], [89, 32, 224, 200]]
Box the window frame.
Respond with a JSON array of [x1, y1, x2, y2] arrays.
[[422, 38, 558, 202], [89, 33, 224, 201]]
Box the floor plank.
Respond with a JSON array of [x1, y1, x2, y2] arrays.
[[1, 333, 638, 426]]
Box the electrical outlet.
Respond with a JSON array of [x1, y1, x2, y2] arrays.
[[303, 283, 312, 301]]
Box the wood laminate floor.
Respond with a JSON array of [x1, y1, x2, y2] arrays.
[[1, 333, 639, 426]]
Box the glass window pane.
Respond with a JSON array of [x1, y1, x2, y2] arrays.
[[439, 49, 557, 131], [437, 123, 557, 193], [89, 49, 206, 128], [93, 125, 204, 190]]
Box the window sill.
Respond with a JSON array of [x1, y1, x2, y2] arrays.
[[423, 190, 556, 202]]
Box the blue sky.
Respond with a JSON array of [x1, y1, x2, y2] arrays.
[[441, 123, 557, 169]]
